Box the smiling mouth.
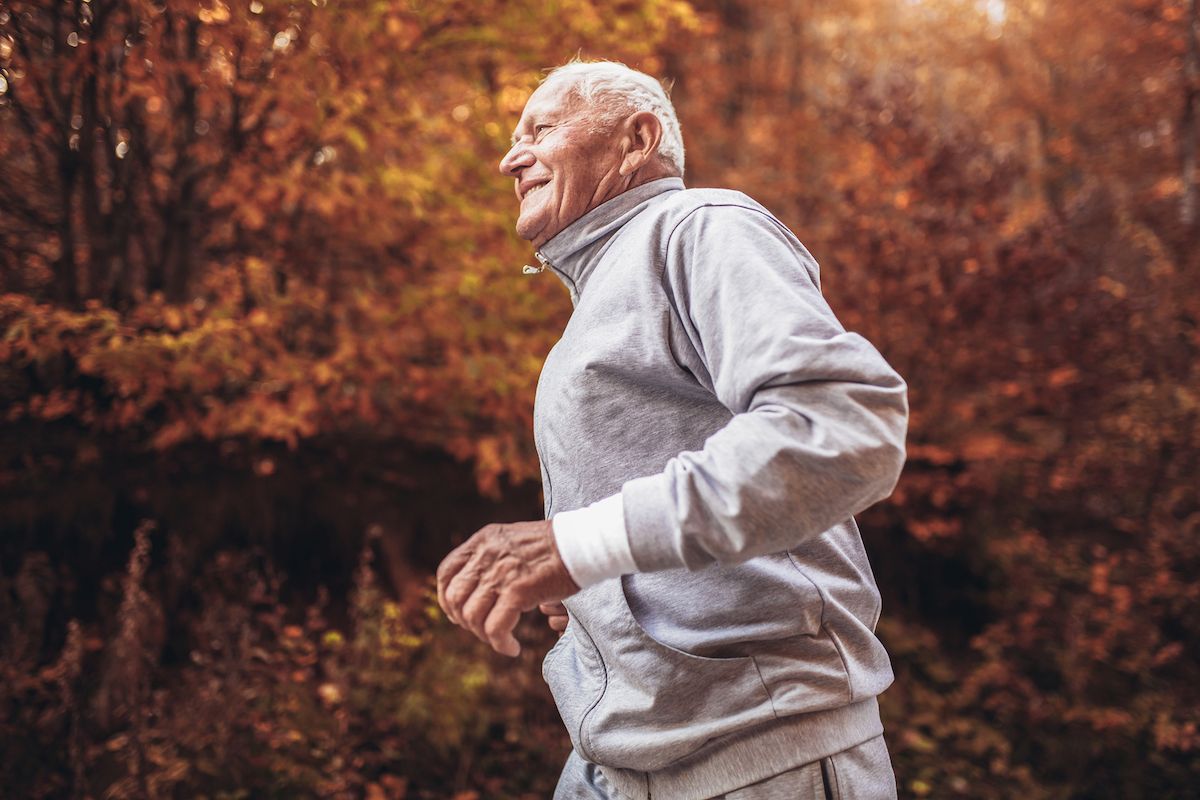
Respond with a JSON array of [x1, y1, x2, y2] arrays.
[[522, 181, 550, 201]]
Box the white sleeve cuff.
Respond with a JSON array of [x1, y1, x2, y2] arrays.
[[551, 492, 638, 589]]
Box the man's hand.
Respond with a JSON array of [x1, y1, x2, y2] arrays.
[[436, 520, 579, 657], [540, 601, 569, 634]]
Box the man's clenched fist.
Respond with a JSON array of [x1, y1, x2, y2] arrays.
[[436, 520, 579, 657]]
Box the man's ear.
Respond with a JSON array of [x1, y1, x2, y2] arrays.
[[619, 111, 664, 176]]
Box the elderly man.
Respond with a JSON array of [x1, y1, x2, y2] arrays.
[[436, 61, 908, 800]]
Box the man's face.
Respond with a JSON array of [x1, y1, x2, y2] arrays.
[[499, 80, 625, 249]]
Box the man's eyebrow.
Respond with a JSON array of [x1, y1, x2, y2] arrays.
[[510, 114, 563, 145]]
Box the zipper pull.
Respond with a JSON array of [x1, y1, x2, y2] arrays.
[[522, 251, 551, 274]]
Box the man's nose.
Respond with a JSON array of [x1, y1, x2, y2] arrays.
[[499, 141, 534, 177]]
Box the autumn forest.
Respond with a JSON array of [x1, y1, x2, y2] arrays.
[[1, 0, 1197, 797]]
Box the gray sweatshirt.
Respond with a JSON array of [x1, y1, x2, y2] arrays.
[[533, 177, 908, 800]]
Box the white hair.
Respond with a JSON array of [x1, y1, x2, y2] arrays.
[[542, 60, 685, 177]]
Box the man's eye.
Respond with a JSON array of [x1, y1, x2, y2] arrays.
[[534, 124, 552, 140]]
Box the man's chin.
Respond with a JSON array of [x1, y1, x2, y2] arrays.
[[516, 216, 553, 249]]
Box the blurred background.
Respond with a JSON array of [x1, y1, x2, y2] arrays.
[[1, 0, 1197, 797]]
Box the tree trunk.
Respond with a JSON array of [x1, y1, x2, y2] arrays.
[[1182, 0, 1198, 228]]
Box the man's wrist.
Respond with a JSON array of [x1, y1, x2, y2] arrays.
[[551, 493, 638, 589]]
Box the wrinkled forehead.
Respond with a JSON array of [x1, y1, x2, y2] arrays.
[[513, 79, 587, 132]]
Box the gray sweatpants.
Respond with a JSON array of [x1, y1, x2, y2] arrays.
[[554, 734, 898, 800]]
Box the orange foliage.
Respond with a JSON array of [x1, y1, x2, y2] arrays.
[[0, 0, 698, 493]]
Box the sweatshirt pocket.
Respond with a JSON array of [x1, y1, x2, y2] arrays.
[[573, 578, 778, 773], [542, 618, 607, 761]]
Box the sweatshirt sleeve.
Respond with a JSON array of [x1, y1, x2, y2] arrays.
[[620, 204, 909, 572], [552, 492, 637, 588]]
